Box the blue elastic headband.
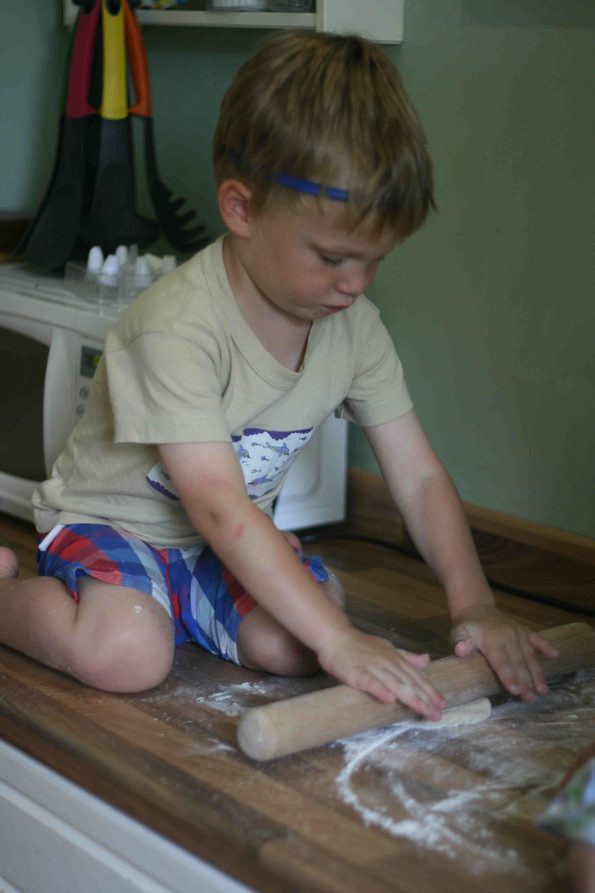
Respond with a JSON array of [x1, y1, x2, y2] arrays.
[[225, 149, 350, 202], [272, 173, 350, 203]]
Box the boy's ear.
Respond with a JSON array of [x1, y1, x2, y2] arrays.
[[218, 179, 254, 237]]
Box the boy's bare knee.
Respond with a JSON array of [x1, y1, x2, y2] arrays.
[[267, 641, 319, 677], [237, 610, 319, 678], [68, 623, 174, 692], [67, 594, 174, 692]]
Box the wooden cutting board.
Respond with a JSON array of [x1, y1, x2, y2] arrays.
[[1, 531, 594, 893]]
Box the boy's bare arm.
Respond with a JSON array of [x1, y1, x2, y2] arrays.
[[364, 411, 559, 701], [158, 440, 446, 716]]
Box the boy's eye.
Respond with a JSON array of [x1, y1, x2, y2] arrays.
[[319, 253, 343, 266]]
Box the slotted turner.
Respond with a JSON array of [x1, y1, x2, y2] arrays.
[[124, 0, 208, 255]]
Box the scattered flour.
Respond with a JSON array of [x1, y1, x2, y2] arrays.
[[195, 681, 273, 716], [335, 669, 595, 880], [193, 678, 314, 716]]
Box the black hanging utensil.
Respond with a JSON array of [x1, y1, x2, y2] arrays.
[[79, 0, 159, 253], [18, 1, 101, 271], [124, 0, 208, 255]]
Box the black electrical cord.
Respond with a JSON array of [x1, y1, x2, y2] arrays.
[[300, 530, 595, 619]]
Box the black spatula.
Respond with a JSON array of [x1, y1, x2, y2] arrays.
[[124, 0, 208, 255], [79, 0, 158, 254], [19, 1, 101, 271]]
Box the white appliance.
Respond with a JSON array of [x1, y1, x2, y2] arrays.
[[0, 264, 347, 530]]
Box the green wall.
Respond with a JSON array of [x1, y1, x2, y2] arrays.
[[2, 2, 594, 537]]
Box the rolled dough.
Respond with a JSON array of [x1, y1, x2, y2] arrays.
[[422, 697, 492, 728]]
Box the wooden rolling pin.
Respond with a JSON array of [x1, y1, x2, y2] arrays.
[[237, 622, 595, 761]]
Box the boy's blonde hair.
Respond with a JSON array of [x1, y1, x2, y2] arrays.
[[212, 31, 435, 236]]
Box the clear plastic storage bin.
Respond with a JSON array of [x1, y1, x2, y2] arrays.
[[266, 1, 314, 9], [207, 1, 267, 10]]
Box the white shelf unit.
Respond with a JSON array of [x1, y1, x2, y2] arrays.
[[63, 0, 404, 43]]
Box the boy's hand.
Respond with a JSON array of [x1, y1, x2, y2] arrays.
[[316, 628, 448, 719], [451, 606, 559, 702]]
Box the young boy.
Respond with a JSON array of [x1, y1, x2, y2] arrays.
[[0, 32, 557, 716]]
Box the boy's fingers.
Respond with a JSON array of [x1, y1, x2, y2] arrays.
[[393, 680, 445, 720], [322, 633, 446, 712], [454, 638, 476, 658], [473, 632, 529, 697], [493, 633, 548, 701], [360, 670, 444, 718], [451, 622, 480, 656], [510, 628, 559, 698], [396, 652, 447, 710], [394, 659, 447, 706], [354, 673, 396, 705], [400, 650, 431, 669], [503, 647, 537, 700], [452, 621, 559, 701], [382, 661, 447, 713], [348, 652, 446, 714], [484, 642, 520, 696], [517, 637, 550, 696], [528, 632, 559, 661], [366, 641, 445, 707]]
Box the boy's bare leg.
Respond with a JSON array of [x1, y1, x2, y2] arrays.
[[0, 548, 18, 577], [237, 570, 346, 677], [0, 546, 174, 693], [237, 605, 320, 676]]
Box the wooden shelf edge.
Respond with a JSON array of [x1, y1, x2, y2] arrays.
[[63, 4, 315, 30], [331, 470, 595, 614], [342, 468, 595, 566]]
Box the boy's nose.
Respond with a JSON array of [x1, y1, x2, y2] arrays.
[[336, 269, 369, 298]]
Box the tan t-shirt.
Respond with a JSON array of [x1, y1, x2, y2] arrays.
[[33, 237, 412, 548]]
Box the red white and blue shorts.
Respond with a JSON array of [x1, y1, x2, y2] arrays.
[[37, 523, 329, 666]]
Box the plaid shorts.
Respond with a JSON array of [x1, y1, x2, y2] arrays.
[[37, 523, 329, 666]]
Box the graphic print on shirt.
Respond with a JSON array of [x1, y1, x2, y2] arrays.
[[145, 427, 313, 502], [146, 462, 180, 501], [232, 427, 313, 499]]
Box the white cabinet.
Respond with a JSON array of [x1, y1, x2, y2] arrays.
[[63, 0, 404, 43], [0, 739, 253, 893]]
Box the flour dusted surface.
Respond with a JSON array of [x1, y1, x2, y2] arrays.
[[335, 670, 595, 884]]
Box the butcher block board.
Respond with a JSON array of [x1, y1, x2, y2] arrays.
[[0, 523, 594, 892]]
